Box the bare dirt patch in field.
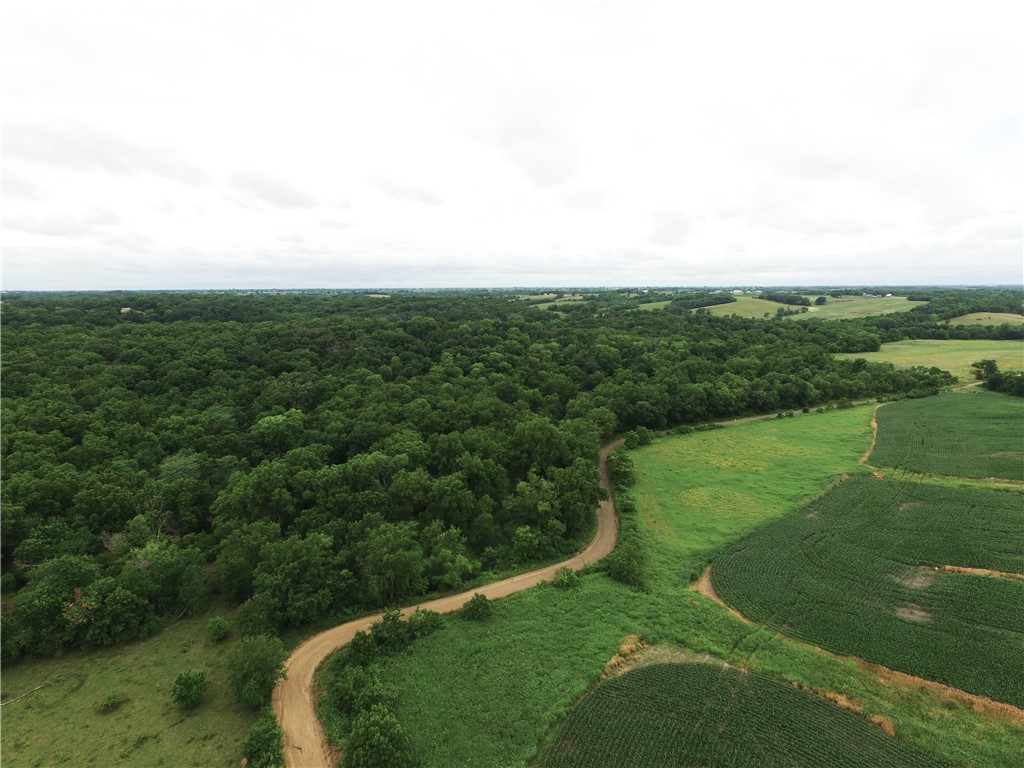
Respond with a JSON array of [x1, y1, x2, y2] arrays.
[[939, 565, 1024, 582], [890, 568, 937, 590], [895, 605, 932, 623]]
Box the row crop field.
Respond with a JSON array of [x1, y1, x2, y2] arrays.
[[713, 475, 1024, 706], [539, 662, 948, 768], [870, 391, 1024, 480]]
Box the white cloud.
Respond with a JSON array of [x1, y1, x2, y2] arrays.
[[3, 0, 1021, 289]]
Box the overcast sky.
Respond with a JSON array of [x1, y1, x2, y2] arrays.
[[3, 0, 1022, 289]]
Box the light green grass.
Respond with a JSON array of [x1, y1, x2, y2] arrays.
[[697, 294, 926, 320], [637, 300, 671, 311], [375, 409, 1024, 768], [0, 609, 252, 768], [949, 312, 1024, 327], [699, 295, 794, 318], [634, 407, 873, 587], [837, 339, 1024, 381], [792, 295, 928, 320]]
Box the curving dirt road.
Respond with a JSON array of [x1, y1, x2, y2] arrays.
[[272, 438, 624, 768]]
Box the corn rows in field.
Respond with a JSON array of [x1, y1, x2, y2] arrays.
[[869, 392, 1024, 480], [540, 663, 949, 768], [713, 475, 1024, 707]]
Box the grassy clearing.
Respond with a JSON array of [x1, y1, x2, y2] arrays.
[[540, 662, 947, 768], [636, 300, 671, 311], [837, 339, 1024, 381], [871, 391, 1024, 480], [949, 312, 1024, 327], [0, 609, 252, 768], [699, 295, 794, 318], [793, 295, 927, 320], [375, 408, 1024, 768]]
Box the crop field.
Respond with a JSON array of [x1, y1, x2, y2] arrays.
[[375, 406, 1024, 768], [713, 474, 1024, 707], [633, 406, 873, 585], [950, 312, 1024, 327], [836, 339, 1024, 381], [870, 392, 1024, 480], [0, 609, 252, 768], [539, 662, 949, 768]]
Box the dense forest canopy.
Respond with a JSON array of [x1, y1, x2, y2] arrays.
[[1, 287, 1020, 661]]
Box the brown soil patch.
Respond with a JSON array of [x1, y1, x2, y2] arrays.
[[871, 471, 885, 479], [939, 565, 1024, 582], [869, 714, 896, 736], [895, 605, 932, 623], [859, 404, 888, 465], [889, 567, 937, 590], [792, 681, 862, 714], [690, 566, 747, 622], [599, 635, 646, 681]]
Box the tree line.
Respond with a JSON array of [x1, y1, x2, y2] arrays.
[[0, 289, 996, 661]]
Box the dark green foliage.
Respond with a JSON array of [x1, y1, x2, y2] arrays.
[[603, 537, 647, 590], [97, 692, 127, 713], [761, 291, 811, 306], [2, 289, 995, 661], [815, 296, 828, 305], [540, 663, 949, 768], [170, 669, 208, 709], [243, 707, 285, 768], [714, 476, 1024, 706], [342, 703, 417, 768], [870, 392, 1023, 480], [206, 616, 229, 642], [460, 593, 492, 621], [370, 608, 411, 653], [551, 566, 580, 589], [228, 635, 287, 708], [605, 450, 635, 490]]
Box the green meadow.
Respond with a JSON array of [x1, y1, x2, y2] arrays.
[[949, 312, 1024, 327], [837, 339, 1024, 381], [0, 608, 252, 768]]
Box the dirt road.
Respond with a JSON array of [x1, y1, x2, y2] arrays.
[[272, 438, 624, 768]]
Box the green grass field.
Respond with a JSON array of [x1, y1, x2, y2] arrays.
[[697, 294, 925, 320], [0, 609, 252, 768], [636, 300, 671, 311], [539, 662, 948, 768], [793, 295, 928, 320], [837, 339, 1024, 381], [949, 312, 1024, 327], [372, 408, 1024, 768], [871, 391, 1024, 480], [713, 474, 1024, 706]]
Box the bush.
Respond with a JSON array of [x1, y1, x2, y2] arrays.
[[243, 706, 285, 768], [343, 703, 416, 768], [370, 607, 409, 653], [406, 608, 444, 640], [605, 538, 647, 590], [552, 566, 580, 590], [171, 669, 208, 709], [228, 635, 287, 708], [97, 692, 127, 714], [460, 593, 492, 621], [206, 616, 229, 643]]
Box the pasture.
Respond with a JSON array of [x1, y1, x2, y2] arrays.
[[0, 609, 251, 768], [837, 339, 1024, 381], [870, 391, 1023, 480], [539, 662, 948, 768], [949, 312, 1024, 327], [792, 295, 928, 320]]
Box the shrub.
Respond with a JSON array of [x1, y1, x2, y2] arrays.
[[228, 635, 287, 708], [370, 607, 409, 653], [406, 608, 443, 640], [552, 567, 580, 590], [171, 669, 208, 709], [206, 616, 229, 643], [97, 692, 127, 714], [243, 706, 285, 768], [343, 703, 416, 768], [605, 538, 647, 591], [460, 593, 492, 621]]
